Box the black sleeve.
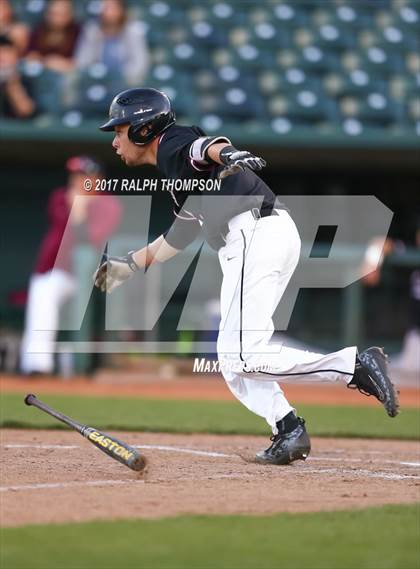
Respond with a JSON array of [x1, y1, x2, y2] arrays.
[[159, 128, 197, 168], [163, 216, 202, 250], [157, 125, 209, 175]]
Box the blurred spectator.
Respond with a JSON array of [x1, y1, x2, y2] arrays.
[[362, 223, 420, 377], [397, 222, 420, 375], [0, 34, 35, 118], [20, 156, 122, 375], [360, 237, 394, 287], [75, 0, 149, 86], [25, 0, 80, 73], [0, 0, 29, 54]]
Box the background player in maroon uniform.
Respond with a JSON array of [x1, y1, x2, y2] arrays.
[[21, 156, 121, 375]]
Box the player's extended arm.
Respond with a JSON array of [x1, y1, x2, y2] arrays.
[[207, 142, 266, 179], [93, 235, 179, 293]]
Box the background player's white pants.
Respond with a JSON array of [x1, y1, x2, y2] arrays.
[[217, 210, 357, 433], [20, 270, 76, 374]]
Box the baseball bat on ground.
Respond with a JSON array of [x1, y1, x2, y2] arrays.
[[24, 394, 146, 472]]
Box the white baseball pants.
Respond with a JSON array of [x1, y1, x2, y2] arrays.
[[20, 269, 76, 374], [217, 210, 357, 433]]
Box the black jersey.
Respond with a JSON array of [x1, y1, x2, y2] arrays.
[[156, 124, 285, 251]]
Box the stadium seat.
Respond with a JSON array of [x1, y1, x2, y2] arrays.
[[8, 0, 419, 138], [270, 2, 309, 27], [197, 86, 264, 121], [338, 92, 396, 126], [11, 0, 46, 25], [20, 60, 63, 115], [323, 69, 386, 99], [145, 68, 194, 118], [265, 81, 331, 124], [210, 1, 240, 23], [68, 68, 123, 117]]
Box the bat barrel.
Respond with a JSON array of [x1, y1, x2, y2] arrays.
[[128, 454, 147, 472], [25, 394, 147, 472], [82, 427, 147, 471]]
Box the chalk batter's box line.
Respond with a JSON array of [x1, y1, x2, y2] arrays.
[[1, 443, 419, 491], [4, 443, 420, 467], [1, 468, 419, 492]]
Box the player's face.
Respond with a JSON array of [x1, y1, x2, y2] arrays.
[[112, 124, 149, 166]]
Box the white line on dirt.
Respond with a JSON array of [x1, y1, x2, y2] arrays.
[[0, 444, 420, 480], [300, 468, 420, 481], [1, 467, 418, 492], [3, 443, 234, 458], [3, 443, 420, 468], [4, 444, 79, 450], [1, 467, 418, 493], [322, 449, 416, 456], [308, 457, 420, 468], [134, 444, 232, 458], [0, 479, 144, 493]]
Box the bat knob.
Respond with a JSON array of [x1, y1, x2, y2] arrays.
[[24, 394, 37, 406]]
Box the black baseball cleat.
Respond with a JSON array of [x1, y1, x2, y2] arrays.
[[255, 417, 311, 465], [348, 346, 399, 418]]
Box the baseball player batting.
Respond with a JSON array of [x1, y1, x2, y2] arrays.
[[94, 88, 399, 466]]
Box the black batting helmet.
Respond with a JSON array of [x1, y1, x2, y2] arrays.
[[99, 88, 176, 145]]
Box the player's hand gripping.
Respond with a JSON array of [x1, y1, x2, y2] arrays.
[[219, 146, 266, 179], [93, 252, 139, 294]]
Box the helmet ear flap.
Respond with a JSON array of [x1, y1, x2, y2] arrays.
[[127, 124, 136, 144], [128, 112, 176, 145], [128, 122, 153, 145]]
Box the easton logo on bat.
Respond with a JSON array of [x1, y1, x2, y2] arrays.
[[87, 430, 134, 461]]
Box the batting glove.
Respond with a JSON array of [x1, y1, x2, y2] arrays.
[[219, 146, 266, 179], [93, 252, 139, 294]]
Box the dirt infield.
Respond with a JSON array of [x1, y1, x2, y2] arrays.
[[1, 375, 419, 407], [2, 375, 419, 527], [1, 429, 419, 527]]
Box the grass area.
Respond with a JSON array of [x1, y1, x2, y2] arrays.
[[1, 392, 419, 439], [2, 505, 419, 569]]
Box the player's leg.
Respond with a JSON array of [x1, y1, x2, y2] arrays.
[[220, 367, 310, 465], [217, 232, 293, 429], [221, 367, 294, 431], [217, 220, 295, 428], [217, 211, 397, 463], [21, 273, 54, 373], [218, 211, 356, 383], [20, 270, 76, 374], [217, 213, 310, 464], [233, 214, 398, 417]]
